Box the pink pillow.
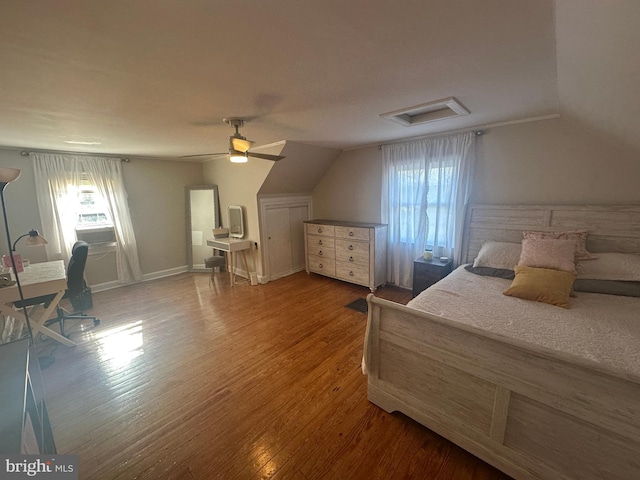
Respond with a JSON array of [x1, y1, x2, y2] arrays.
[[518, 238, 577, 273], [523, 230, 596, 260]]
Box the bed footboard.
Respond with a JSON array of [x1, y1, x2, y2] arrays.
[[364, 294, 640, 480]]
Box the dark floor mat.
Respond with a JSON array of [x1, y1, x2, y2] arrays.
[[345, 298, 368, 314]]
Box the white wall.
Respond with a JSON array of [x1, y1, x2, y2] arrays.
[[473, 118, 640, 204], [313, 117, 640, 224], [313, 146, 383, 223]]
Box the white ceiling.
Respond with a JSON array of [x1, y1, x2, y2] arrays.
[[0, 1, 637, 159]]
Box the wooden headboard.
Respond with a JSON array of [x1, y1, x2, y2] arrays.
[[461, 204, 640, 264]]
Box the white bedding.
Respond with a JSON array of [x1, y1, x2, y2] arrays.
[[407, 266, 640, 377]]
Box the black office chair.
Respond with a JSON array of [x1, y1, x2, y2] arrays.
[[15, 241, 100, 338], [49, 241, 100, 337]]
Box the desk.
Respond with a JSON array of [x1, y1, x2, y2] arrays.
[[0, 260, 74, 347], [206, 238, 251, 286]]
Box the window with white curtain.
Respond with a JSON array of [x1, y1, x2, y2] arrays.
[[31, 153, 143, 284], [382, 132, 475, 288]]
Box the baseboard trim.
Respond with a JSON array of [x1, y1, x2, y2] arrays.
[[91, 265, 189, 292]]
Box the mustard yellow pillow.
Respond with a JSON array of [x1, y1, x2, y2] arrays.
[[503, 265, 576, 308]]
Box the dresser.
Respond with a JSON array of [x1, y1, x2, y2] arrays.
[[304, 220, 387, 292]]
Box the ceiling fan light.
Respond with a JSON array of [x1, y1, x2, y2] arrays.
[[229, 152, 248, 163]]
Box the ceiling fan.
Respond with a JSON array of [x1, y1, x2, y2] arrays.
[[183, 118, 285, 163]]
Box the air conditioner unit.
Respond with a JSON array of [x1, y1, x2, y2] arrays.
[[76, 226, 116, 246]]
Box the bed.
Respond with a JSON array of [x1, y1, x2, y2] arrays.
[[363, 204, 640, 480]]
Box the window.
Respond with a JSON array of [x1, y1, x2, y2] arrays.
[[395, 160, 454, 248], [75, 180, 117, 248], [77, 187, 112, 227], [382, 132, 475, 288]]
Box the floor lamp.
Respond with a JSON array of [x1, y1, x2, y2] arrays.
[[0, 167, 35, 344]]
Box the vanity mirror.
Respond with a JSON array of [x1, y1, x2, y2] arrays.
[[228, 206, 244, 239]]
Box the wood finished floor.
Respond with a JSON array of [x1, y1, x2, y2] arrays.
[[39, 271, 511, 479]]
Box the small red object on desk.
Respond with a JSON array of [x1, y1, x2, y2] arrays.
[[3, 253, 23, 272]]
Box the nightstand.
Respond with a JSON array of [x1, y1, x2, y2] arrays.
[[412, 257, 453, 297]]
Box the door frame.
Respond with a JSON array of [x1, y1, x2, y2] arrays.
[[258, 195, 313, 283]]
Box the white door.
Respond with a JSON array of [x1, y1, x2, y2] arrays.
[[265, 205, 309, 281], [266, 207, 294, 280]]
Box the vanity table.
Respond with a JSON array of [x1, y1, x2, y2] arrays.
[[206, 238, 252, 286]]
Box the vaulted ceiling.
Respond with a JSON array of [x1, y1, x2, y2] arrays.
[[0, 1, 637, 159]]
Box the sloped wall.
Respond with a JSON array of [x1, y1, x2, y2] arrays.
[[313, 117, 640, 226]]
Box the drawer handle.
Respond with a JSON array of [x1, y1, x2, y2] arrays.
[[349, 271, 354, 276], [318, 240, 323, 246], [319, 263, 323, 268], [349, 256, 354, 262], [348, 245, 354, 250], [318, 250, 323, 256], [349, 231, 354, 237], [317, 228, 323, 233]]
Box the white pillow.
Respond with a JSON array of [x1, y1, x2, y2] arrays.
[[472, 241, 521, 270], [576, 253, 640, 281]]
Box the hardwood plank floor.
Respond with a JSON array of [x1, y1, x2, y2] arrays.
[[38, 271, 511, 479]]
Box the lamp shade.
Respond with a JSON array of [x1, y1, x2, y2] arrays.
[[12, 229, 48, 251], [0, 167, 21, 184], [25, 230, 48, 247]]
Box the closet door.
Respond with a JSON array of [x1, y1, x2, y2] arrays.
[[260, 196, 312, 282], [266, 207, 293, 280], [265, 205, 309, 280]]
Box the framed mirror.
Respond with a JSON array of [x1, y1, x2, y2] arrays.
[[186, 185, 220, 271], [228, 206, 244, 238]]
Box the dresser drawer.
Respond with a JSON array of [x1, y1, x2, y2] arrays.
[[413, 270, 444, 285], [335, 239, 369, 265], [336, 262, 369, 285], [307, 234, 335, 249], [308, 255, 336, 276], [335, 226, 370, 241], [307, 244, 335, 259], [307, 224, 335, 237]]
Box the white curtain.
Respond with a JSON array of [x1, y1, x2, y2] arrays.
[[32, 153, 143, 284], [381, 132, 475, 288]]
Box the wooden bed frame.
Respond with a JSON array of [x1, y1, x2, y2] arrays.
[[364, 204, 640, 480]]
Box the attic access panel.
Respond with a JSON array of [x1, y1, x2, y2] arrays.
[[380, 97, 470, 126]]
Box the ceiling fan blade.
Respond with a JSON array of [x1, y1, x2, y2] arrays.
[[247, 152, 285, 161], [231, 137, 253, 152], [180, 152, 227, 158]]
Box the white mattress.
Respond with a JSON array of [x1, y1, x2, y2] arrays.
[[407, 266, 640, 377]]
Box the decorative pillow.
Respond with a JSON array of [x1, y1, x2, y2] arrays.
[[472, 241, 521, 270], [573, 279, 640, 297], [523, 230, 596, 260], [503, 266, 576, 308], [518, 238, 577, 273], [464, 265, 515, 279], [575, 252, 640, 281]]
